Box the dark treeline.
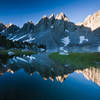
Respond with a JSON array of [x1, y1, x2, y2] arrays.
[[0, 34, 46, 50]]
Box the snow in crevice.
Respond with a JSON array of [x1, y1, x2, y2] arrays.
[[13, 34, 28, 41], [50, 26, 54, 29], [23, 34, 35, 43], [1, 29, 5, 33], [59, 49, 69, 55], [65, 29, 69, 32], [23, 37, 35, 43], [27, 55, 36, 60], [10, 35, 17, 40], [59, 51, 69, 55], [12, 56, 18, 63], [16, 57, 28, 63], [59, 47, 69, 55], [40, 48, 45, 52], [97, 46, 100, 52], [61, 36, 70, 46], [59, 47, 64, 51], [79, 36, 88, 44]]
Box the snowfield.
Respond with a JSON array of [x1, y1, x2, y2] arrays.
[[79, 36, 88, 44], [13, 34, 28, 41], [61, 36, 70, 46]]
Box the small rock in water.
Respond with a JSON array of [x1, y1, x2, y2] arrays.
[[27, 55, 36, 60], [59, 52, 66, 55], [50, 25, 54, 29], [8, 51, 15, 56], [51, 68, 54, 71], [3, 64, 7, 67], [40, 48, 45, 52], [65, 29, 69, 32], [64, 64, 69, 67]]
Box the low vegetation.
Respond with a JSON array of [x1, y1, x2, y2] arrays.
[[0, 49, 36, 56], [49, 52, 100, 68]]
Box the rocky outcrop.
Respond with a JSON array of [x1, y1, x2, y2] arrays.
[[22, 21, 34, 33], [49, 14, 55, 25], [36, 15, 50, 32], [76, 67, 100, 86], [83, 10, 100, 30], [5, 24, 20, 33], [56, 12, 69, 21], [0, 22, 6, 32], [0, 11, 100, 50]]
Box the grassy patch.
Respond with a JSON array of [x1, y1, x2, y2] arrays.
[[0, 49, 36, 56], [49, 52, 100, 68]]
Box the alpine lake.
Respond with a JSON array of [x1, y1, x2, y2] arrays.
[[0, 50, 100, 100]]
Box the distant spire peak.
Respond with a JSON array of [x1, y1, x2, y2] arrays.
[[49, 14, 54, 19], [42, 15, 47, 19], [56, 12, 69, 21]]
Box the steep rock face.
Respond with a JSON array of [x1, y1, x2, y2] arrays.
[[1, 11, 100, 50], [56, 12, 69, 21], [0, 22, 6, 32], [36, 16, 50, 32], [0, 13, 93, 49], [83, 10, 100, 30], [49, 14, 55, 25], [5, 24, 20, 34], [22, 21, 34, 33], [33, 13, 71, 49], [76, 67, 100, 86]]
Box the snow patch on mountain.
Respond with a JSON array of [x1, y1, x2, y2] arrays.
[[10, 35, 17, 40], [27, 55, 36, 60], [59, 47, 69, 55], [59, 50, 69, 55], [13, 34, 28, 41], [16, 57, 28, 63], [79, 36, 88, 44], [61, 36, 70, 46], [65, 29, 69, 32], [97, 46, 100, 52], [50, 26, 54, 29], [23, 37, 35, 43], [59, 47, 64, 51]]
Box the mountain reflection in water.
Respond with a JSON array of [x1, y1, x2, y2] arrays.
[[0, 56, 100, 100], [0, 56, 100, 85]]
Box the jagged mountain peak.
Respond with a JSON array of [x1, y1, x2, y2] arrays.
[[56, 12, 69, 21], [22, 21, 34, 32], [76, 22, 83, 26], [83, 10, 100, 30], [5, 24, 20, 33], [93, 10, 100, 17], [6, 23, 13, 28], [49, 14, 55, 19], [1, 10, 100, 50], [27, 20, 33, 24], [42, 15, 48, 19]]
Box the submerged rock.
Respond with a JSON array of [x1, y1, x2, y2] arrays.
[[8, 51, 15, 56]]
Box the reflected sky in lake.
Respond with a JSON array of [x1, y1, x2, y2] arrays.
[[0, 69, 100, 100], [0, 55, 100, 100]]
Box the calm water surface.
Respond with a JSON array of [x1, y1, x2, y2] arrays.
[[0, 55, 100, 100]]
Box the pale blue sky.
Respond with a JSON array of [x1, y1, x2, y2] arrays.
[[0, 0, 100, 27]]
